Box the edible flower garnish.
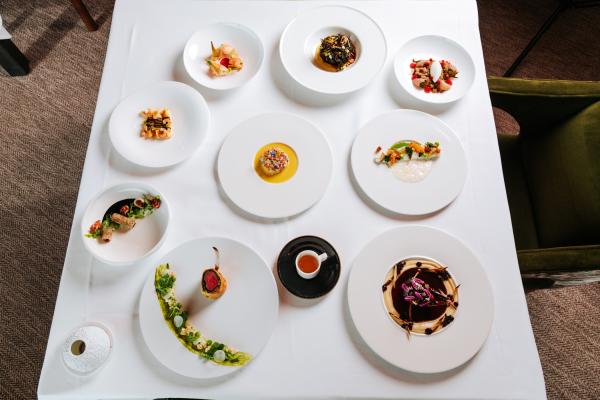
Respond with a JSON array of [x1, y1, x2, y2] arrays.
[[401, 277, 456, 308]]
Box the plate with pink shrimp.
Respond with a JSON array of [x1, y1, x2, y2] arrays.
[[184, 22, 264, 91]]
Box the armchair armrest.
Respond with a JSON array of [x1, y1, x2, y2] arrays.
[[488, 77, 600, 131], [517, 244, 600, 273]]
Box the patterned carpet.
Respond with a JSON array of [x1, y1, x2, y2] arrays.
[[0, 0, 598, 399]]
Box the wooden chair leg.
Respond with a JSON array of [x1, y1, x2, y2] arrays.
[[70, 0, 98, 31]]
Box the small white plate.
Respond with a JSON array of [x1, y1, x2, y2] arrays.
[[394, 35, 475, 104], [184, 22, 264, 91], [351, 109, 467, 215], [109, 81, 209, 167], [348, 225, 494, 374], [138, 237, 279, 380], [80, 183, 170, 265], [218, 112, 333, 219], [279, 5, 387, 94]]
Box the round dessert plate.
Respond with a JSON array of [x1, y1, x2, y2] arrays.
[[139, 237, 278, 380], [351, 109, 467, 215], [109, 81, 209, 167], [184, 22, 264, 90], [393, 35, 475, 104], [218, 112, 333, 219], [279, 5, 387, 94], [347, 225, 494, 374], [277, 236, 341, 299], [80, 182, 170, 265]]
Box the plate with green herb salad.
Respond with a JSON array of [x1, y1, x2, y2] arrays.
[[80, 182, 170, 265], [138, 237, 278, 379]]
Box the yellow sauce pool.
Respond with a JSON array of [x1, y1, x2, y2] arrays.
[[254, 142, 298, 184]]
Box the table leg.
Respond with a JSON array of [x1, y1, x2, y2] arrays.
[[70, 0, 98, 32], [503, 1, 568, 77], [0, 38, 30, 76], [503, 0, 600, 77]]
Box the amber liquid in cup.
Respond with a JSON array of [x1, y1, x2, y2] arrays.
[[295, 250, 328, 279], [298, 254, 319, 273]]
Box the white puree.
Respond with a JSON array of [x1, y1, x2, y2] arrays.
[[391, 160, 433, 182]]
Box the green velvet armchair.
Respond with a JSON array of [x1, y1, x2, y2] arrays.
[[488, 77, 600, 275]]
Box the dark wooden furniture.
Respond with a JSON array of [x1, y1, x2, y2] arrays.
[[70, 0, 98, 32]]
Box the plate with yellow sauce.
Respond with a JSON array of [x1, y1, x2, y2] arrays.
[[218, 112, 333, 219]]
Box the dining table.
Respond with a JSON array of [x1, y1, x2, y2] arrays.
[[37, 0, 547, 398]]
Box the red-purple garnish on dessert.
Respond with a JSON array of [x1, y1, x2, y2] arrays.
[[382, 257, 459, 337]]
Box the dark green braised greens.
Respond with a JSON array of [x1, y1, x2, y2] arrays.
[[154, 263, 251, 366], [317, 34, 357, 71]]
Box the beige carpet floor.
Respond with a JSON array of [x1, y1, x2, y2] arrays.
[[0, 0, 599, 399]]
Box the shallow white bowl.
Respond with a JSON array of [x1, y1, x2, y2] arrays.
[[348, 225, 494, 373], [218, 112, 333, 219], [279, 5, 387, 95], [184, 22, 264, 91], [351, 109, 467, 215], [139, 237, 279, 380], [109, 81, 210, 167], [393, 35, 475, 104], [80, 183, 170, 265]]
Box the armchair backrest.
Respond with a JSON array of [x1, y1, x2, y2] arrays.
[[489, 78, 600, 248]]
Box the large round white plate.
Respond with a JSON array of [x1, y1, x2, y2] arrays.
[[184, 22, 264, 90], [393, 35, 475, 104], [348, 225, 494, 373], [218, 112, 333, 219], [81, 182, 170, 265], [139, 237, 279, 379], [109, 81, 210, 167], [351, 109, 467, 215], [279, 5, 387, 94]]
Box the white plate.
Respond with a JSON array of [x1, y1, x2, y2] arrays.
[[351, 109, 467, 215], [218, 112, 333, 219], [138, 237, 278, 379], [394, 35, 475, 104], [184, 22, 264, 90], [109, 81, 209, 167], [348, 225, 494, 373], [80, 183, 170, 265], [279, 5, 387, 94]]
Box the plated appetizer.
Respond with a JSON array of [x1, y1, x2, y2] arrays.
[[253, 142, 298, 184], [85, 195, 161, 242], [154, 263, 251, 366], [258, 146, 289, 177], [374, 140, 441, 183], [201, 247, 228, 300], [140, 108, 172, 140], [314, 33, 357, 72], [207, 42, 243, 77], [374, 140, 441, 165], [382, 257, 459, 337], [411, 59, 458, 93]]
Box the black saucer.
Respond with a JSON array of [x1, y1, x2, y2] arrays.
[[277, 235, 341, 299]]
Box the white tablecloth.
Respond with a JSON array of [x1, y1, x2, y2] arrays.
[[38, 1, 546, 399], [0, 15, 12, 40]]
